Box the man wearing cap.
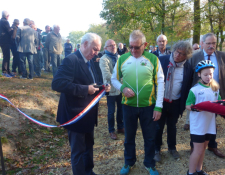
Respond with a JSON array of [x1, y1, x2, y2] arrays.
[[0, 11, 13, 77], [16, 18, 38, 80], [10, 19, 20, 76]]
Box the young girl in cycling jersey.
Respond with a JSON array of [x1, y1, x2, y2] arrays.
[[186, 60, 221, 175]]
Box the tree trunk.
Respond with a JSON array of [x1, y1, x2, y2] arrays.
[[193, 0, 201, 45], [161, 0, 165, 34], [208, 0, 214, 33]]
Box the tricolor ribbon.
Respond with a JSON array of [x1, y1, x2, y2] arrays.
[[0, 89, 106, 128]]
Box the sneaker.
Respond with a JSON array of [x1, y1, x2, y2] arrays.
[[168, 149, 180, 159], [145, 167, 159, 175], [8, 72, 16, 77], [41, 68, 45, 71], [154, 151, 161, 162], [2, 73, 12, 78], [197, 170, 208, 175], [120, 165, 132, 175], [28, 78, 33, 80], [20, 76, 27, 79]]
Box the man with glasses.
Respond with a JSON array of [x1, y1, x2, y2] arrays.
[[154, 41, 193, 162], [153, 34, 171, 57], [99, 39, 124, 140], [111, 30, 164, 175], [188, 33, 225, 158]]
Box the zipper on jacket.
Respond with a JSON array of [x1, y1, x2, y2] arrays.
[[136, 60, 138, 107]]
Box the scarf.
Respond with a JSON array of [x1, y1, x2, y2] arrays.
[[105, 50, 118, 67], [164, 53, 186, 102]]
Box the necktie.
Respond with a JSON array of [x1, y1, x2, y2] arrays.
[[207, 55, 211, 60], [87, 61, 95, 83]]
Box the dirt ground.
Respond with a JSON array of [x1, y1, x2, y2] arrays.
[[0, 73, 225, 175]]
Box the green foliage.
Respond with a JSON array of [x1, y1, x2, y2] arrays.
[[67, 31, 85, 47], [1, 136, 8, 144]]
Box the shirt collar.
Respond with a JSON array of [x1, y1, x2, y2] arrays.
[[79, 49, 88, 63], [203, 49, 215, 57]]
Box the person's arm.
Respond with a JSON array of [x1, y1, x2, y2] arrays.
[[186, 90, 196, 111], [3, 20, 12, 34], [15, 27, 21, 46], [52, 56, 96, 97]]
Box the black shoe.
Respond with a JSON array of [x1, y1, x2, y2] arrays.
[[197, 170, 208, 175], [187, 170, 198, 175]]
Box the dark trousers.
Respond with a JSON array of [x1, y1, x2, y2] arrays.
[[68, 130, 96, 175], [0, 44, 11, 73], [155, 99, 180, 151], [106, 94, 124, 133], [65, 51, 71, 57], [123, 104, 156, 168], [33, 51, 41, 76], [20, 52, 34, 79], [50, 53, 60, 77], [43, 48, 51, 72], [11, 43, 21, 73]]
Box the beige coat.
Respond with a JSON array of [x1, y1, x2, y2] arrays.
[[45, 31, 63, 55], [99, 54, 121, 96]]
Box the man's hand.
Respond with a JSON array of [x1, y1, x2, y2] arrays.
[[153, 111, 161, 121], [105, 84, 111, 92], [123, 87, 135, 98], [95, 57, 100, 62], [88, 85, 99, 95]]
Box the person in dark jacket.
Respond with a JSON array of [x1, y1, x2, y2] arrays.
[[152, 34, 171, 57], [52, 33, 111, 175], [10, 19, 21, 76], [92, 52, 103, 84], [154, 41, 193, 162], [64, 39, 73, 57], [0, 11, 13, 77], [117, 42, 127, 55]]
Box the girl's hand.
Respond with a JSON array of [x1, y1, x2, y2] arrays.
[[186, 105, 192, 111]]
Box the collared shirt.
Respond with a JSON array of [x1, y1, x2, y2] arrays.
[[172, 64, 184, 100], [158, 49, 167, 56], [79, 49, 95, 83], [203, 49, 219, 83]]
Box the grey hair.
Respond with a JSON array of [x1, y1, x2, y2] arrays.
[[156, 34, 167, 42], [202, 33, 216, 42], [81, 33, 102, 45], [2, 11, 9, 18], [23, 18, 30, 25], [172, 41, 193, 59], [118, 42, 122, 47], [129, 30, 146, 43], [53, 24, 59, 29]]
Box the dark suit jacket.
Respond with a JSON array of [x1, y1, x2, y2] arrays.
[[52, 50, 102, 133], [189, 50, 225, 99], [159, 55, 193, 116]]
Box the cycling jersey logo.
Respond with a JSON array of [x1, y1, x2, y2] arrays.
[[140, 60, 148, 66], [198, 92, 204, 95]]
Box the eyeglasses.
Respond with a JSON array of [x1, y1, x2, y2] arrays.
[[129, 43, 144, 50], [204, 42, 216, 46], [175, 50, 186, 57], [106, 44, 116, 47]]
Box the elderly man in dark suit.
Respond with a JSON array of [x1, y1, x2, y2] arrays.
[[52, 33, 110, 175], [188, 33, 225, 158]]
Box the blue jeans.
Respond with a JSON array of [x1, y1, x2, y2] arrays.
[[68, 130, 96, 175], [50, 53, 61, 77], [20, 52, 34, 79], [106, 94, 124, 133], [123, 104, 156, 168]]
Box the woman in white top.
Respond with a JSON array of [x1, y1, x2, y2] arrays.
[[186, 60, 221, 175]]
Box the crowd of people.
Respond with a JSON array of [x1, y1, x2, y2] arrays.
[[1, 10, 225, 175]]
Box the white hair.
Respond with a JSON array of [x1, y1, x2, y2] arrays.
[[156, 34, 167, 42], [2, 11, 9, 18], [129, 30, 146, 43], [81, 33, 102, 45]]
